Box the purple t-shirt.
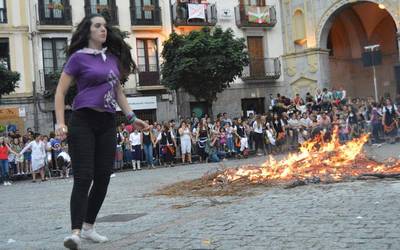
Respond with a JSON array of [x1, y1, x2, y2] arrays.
[[63, 51, 120, 113]]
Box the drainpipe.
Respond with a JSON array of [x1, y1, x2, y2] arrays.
[[168, 0, 179, 119], [27, 0, 40, 132]]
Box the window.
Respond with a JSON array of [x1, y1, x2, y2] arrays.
[[241, 0, 265, 6], [0, 38, 10, 69], [136, 39, 159, 73], [43, 0, 63, 19], [135, 0, 155, 20], [89, 0, 109, 13], [0, 0, 7, 23], [42, 38, 67, 74]]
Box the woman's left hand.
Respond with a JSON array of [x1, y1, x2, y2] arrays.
[[133, 118, 150, 131]]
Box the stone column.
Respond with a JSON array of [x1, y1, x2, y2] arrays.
[[315, 49, 330, 89], [397, 32, 400, 62]]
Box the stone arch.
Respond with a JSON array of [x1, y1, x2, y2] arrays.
[[317, 0, 399, 49], [318, 0, 399, 98]]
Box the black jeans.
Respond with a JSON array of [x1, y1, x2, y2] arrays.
[[68, 108, 116, 230], [253, 132, 265, 154]]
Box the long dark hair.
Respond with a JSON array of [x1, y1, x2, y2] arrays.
[[67, 14, 136, 84]]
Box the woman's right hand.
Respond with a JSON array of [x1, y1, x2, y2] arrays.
[[55, 123, 68, 140]]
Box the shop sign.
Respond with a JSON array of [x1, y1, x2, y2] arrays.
[[0, 108, 20, 119], [117, 96, 157, 111]]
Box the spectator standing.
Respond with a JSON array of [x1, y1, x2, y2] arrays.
[[382, 98, 400, 144], [129, 129, 142, 170], [178, 121, 192, 164], [157, 123, 176, 167], [19, 133, 46, 182], [252, 115, 265, 156], [0, 137, 17, 185], [142, 127, 155, 168]]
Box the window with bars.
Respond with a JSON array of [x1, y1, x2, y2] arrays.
[[135, 0, 154, 20], [42, 38, 67, 74], [136, 39, 159, 73], [85, 0, 118, 25], [0, 38, 10, 69], [42, 38, 67, 90], [89, 0, 109, 13], [44, 0, 63, 19], [0, 0, 7, 23]]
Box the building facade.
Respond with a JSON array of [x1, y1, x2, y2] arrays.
[[0, 0, 35, 133], [1, 0, 286, 134], [279, 0, 400, 100], [173, 0, 285, 118]]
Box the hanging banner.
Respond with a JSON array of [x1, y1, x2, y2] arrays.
[[188, 4, 206, 20], [247, 6, 270, 24]]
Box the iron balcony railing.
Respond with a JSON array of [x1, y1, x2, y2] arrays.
[[130, 5, 162, 26], [242, 57, 281, 80], [172, 2, 217, 26], [235, 4, 277, 28], [84, 3, 119, 26], [39, 68, 63, 93], [38, 0, 72, 25], [137, 64, 161, 87]]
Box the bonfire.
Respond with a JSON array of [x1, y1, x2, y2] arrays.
[[156, 129, 400, 197], [213, 129, 400, 187]]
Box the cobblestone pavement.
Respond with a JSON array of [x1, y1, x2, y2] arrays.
[[0, 144, 399, 250]]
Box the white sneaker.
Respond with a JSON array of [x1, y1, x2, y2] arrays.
[[110, 173, 116, 178], [3, 182, 6, 186], [63, 234, 81, 249], [81, 228, 108, 243], [6, 181, 11, 186]]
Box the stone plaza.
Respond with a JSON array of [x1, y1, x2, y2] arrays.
[[0, 144, 399, 250]]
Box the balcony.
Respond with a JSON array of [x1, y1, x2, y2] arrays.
[[37, 0, 72, 27], [130, 5, 162, 28], [39, 68, 62, 95], [136, 66, 165, 91], [242, 57, 281, 81], [235, 5, 277, 28], [172, 2, 217, 26], [84, 2, 119, 26]]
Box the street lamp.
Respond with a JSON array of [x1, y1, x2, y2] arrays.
[[363, 44, 381, 102]]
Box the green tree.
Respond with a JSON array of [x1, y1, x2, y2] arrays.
[[0, 64, 20, 98], [161, 27, 249, 115]]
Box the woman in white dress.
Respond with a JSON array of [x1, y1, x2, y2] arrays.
[[19, 133, 46, 182]]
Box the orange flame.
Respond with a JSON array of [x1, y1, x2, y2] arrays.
[[213, 128, 400, 185]]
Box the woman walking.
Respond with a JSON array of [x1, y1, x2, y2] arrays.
[[54, 14, 148, 249]]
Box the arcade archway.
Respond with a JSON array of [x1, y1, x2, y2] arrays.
[[321, 1, 398, 98]]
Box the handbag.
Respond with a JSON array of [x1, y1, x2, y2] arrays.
[[167, 145, 175, 154]]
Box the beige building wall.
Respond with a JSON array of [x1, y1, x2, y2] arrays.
[[0, 0, 33, 96]]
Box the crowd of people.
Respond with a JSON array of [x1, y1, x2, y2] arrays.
[[114, 88, 400, 170], [0, 88, 399, 186], [0, 128, 70, 186]]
